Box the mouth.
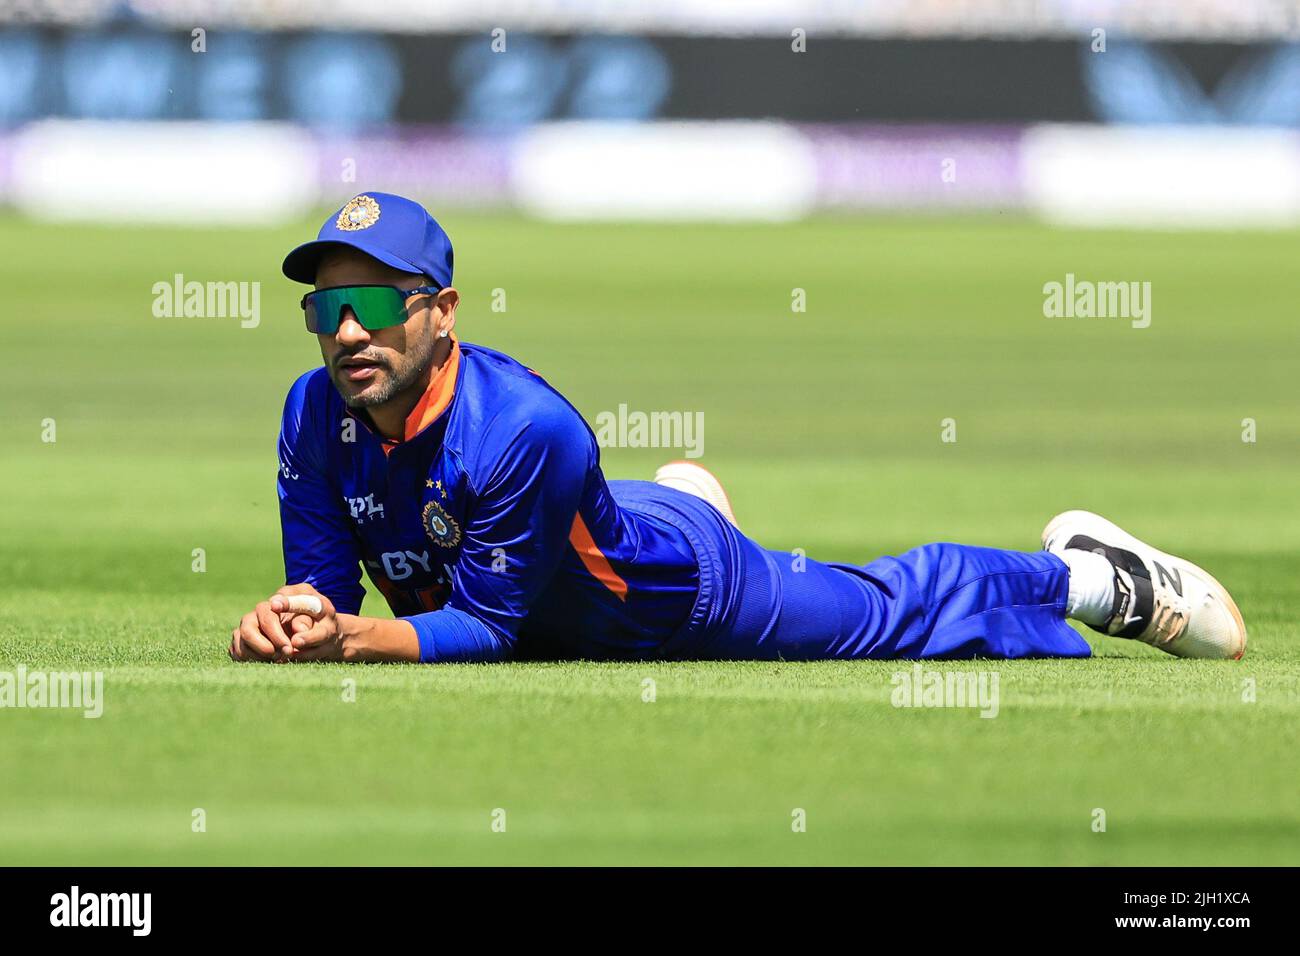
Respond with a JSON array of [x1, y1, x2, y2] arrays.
[[336, 356, 385, 383]]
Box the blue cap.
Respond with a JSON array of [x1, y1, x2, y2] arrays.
[[282, 192, 454, 287]]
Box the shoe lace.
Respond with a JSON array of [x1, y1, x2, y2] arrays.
[[1148, 597, 1189, 646]]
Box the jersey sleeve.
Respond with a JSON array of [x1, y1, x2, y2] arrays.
[[401, 401, 594, 662], [277, 373, 367, 615]]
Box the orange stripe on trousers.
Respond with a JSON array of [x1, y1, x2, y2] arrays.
[[569, 512, 628, 602]]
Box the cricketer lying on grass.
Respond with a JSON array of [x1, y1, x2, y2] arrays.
[[229, 193, 1247, 665]]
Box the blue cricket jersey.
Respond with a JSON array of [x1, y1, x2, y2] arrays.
[[277, 338, 701, 662]]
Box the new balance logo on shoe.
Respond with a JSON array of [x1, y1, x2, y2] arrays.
[[1153, 560, 1183, 597]]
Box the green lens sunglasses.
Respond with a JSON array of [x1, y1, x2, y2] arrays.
[[301, 284, 441, 334]]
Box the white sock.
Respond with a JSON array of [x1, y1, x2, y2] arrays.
[[1059, 548, 1116, 626]]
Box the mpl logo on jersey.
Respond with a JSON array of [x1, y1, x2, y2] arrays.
[[346, 493, 385, 524]]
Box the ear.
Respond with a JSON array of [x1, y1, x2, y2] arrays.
[[434, 287, 460, 336]]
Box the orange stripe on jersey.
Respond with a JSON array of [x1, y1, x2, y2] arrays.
[[402, 333, 461, 441], [569, 512, 628, 602]]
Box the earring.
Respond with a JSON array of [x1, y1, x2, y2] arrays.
[[439, 329, 449, 339]]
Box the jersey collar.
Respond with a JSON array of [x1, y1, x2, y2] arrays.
[[364, 333, 461, 455], [401, 332, 461, 441]]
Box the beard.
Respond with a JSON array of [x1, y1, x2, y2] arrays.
[[334, 336, 438, 409]]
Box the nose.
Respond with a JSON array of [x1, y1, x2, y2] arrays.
[[335, 308, 370, 348]]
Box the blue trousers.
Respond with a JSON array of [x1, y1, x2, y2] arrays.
[[625, 484, 1091, 661]]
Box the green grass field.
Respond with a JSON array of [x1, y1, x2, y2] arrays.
[[1, 212, 1298, 865]]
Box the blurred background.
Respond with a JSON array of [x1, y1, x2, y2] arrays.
[[5, 0, 1300, 227], [4, 0, 1300, 585]]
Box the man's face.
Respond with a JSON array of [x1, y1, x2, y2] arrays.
[[314, 248, 442, 409]]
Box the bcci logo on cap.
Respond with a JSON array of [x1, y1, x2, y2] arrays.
[[422, 500, 461, 548], [336, 195, 381, 232]]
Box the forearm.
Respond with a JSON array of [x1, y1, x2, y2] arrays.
[[337, 614, 421, 662], [402, 605, 515, 662]]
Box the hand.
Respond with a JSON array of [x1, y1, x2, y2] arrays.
[[229, 584, 334, 663], [229, 584, 420, 663], [279, 588, 349, 662]]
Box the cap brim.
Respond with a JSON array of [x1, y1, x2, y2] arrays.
[[281, 238, 425, 285]]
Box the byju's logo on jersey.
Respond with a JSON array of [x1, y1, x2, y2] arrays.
[[422, 499, 461, 548]]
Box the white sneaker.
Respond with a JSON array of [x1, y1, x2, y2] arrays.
[[1042, 510, 1246, 659], [653, 461, 739, 528]]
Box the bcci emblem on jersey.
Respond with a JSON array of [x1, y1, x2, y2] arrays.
[[422, 499, 461, 548]]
